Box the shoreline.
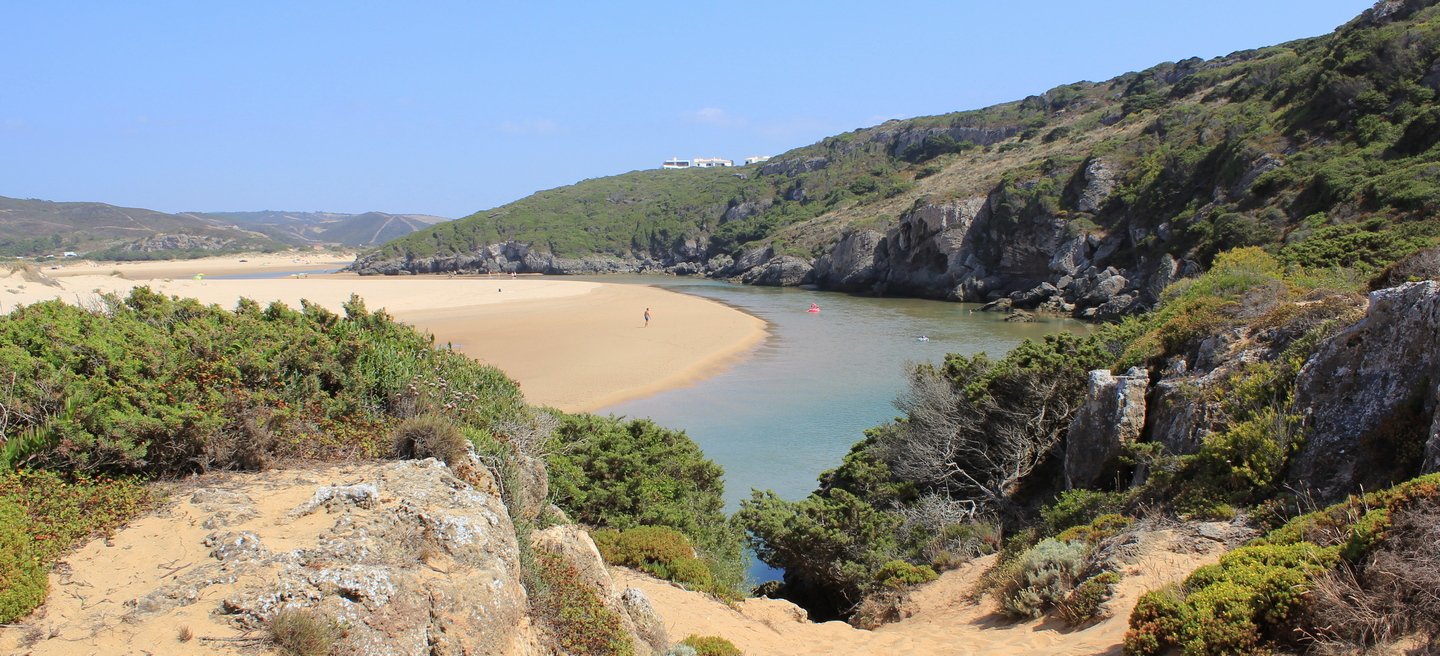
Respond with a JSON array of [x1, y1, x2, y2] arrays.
[[3, 256, 767, 412]]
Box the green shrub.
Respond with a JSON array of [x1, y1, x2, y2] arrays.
[[592, 526, 718, 594], [0, 289, 525, 475], [530, 548, 635, 656], [874, 560, 939, 589], [548, 415, 744, 596], [677, 635, 742, 656], [391, 414, 468, 465], [1057, 571, 1122, 626], [999, 538, 1088, 618], [0, 497, 46, 623], [0, 470, 150, 622], [269, 607, 342, 656], [1124, 585, 1188, 656], [1041, 489, 1126, 534], [1055, 513, 1134, 546]]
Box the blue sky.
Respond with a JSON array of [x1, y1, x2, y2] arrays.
[[1, 1, 1374, 218]]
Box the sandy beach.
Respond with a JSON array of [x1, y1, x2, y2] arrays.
[[3, 255, 766, 411]]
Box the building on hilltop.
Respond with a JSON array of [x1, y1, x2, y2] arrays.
[[744, 155, 771, 165], [661, 156, 734, 169]]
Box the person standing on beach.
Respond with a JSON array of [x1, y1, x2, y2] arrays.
[[644, 307, 651, 327]]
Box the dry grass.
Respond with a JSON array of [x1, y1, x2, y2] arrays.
[[176, 625, 193, 642], [1306, 504, 1440, 654], [269, 607, 341, 656], [391, 414, 469, 465]]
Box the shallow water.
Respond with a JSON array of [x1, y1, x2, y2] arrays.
[[585, 276, 1083, 580], [592, 276, 1081, 507]]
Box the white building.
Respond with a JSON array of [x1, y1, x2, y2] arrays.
[[661, 156, 734, 169], [744, 155, 771, 165]]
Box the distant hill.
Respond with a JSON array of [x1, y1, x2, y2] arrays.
[[0, 197, 449, 258], [0, 196, 282, 259], [191, 210, 448, 247]]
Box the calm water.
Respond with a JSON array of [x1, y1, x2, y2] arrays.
[[590, 276, 1081, 510], [583, 276, 1081, 582]]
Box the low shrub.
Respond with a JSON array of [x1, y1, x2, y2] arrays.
[[1041, 489, 1127, 534], [391, 414, 468, 465], [0, 469, 151, 622], [678, 635, 742, 656], [592, 526, 717, 594], [530, 548, 635, 656], [873, 560, 938, 589], [1057, 571, 1122, 626], [0, 497, 45, 623], [269, 607, 342, 656], [1126, 474, 1440, 655], [999, 538, 1088, 618], [1055, 513, 1134, 546]]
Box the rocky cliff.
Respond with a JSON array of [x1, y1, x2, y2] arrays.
[[1059, 280, 1440, 505]]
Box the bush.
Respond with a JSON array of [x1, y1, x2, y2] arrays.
[[999, 538, 1089, 618], [0, 497, 46, 623], [0, 470, 150, 622], [549, 415, 744, 595], [269, 607, 342, 656], [1055, 513, 1134, 546], [874, 560, 938, 589], [677, 635, 742, 656], [592, 526, 718, 595], [530, 548, 635, 656], [0, 289, 526, 475], [391, 414, 468, 465], [1369, 245, 1440, 290], [1041, 489, 1126, 534], [1057, 571, 1122, 626]]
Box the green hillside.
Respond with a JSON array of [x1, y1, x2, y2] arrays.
[[358, 0, 1440, 315]]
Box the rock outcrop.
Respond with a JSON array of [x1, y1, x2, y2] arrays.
[[2, 458, 664, 656], [1290, 281, 1440, 501], [1066, 368, 1150, 488]]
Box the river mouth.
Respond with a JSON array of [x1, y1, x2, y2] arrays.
[[587, 275, 1085, 582]]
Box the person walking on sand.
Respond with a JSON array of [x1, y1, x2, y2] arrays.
[[644, 307, 651, 327]]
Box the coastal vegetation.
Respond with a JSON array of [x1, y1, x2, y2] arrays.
[[0, 287, 745, 644]]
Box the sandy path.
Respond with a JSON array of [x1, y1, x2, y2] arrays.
[[616, 529, 1218, 656], [0, 265, 765, 412]]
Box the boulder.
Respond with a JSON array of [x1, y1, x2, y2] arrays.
[[741, 256, 814, 287], [1066, 368, 1150, 488], [1291, 281, 1440, 501]]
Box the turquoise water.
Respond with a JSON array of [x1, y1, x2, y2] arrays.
[[587, 277, 1081, 582], [593, 276, 1081, 509]]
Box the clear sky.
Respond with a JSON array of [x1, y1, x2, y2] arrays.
[[1, 1, 1375, 218]]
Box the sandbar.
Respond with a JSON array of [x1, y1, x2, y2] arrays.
[[1, 257, 766, 412]]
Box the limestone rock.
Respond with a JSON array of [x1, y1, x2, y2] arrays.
[[1066, 368, 1150, 488], [812, 230, 884, 291], [1291, 281, 1440, 501], [1075, 158, 1117, 213], [741, 256, 813, 287]]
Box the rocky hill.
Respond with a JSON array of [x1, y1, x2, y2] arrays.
[[192, 210, 448, 247], [355, 0, 1440, 320], [0, 195, 283, 259], [0, 197, 445, 258]]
